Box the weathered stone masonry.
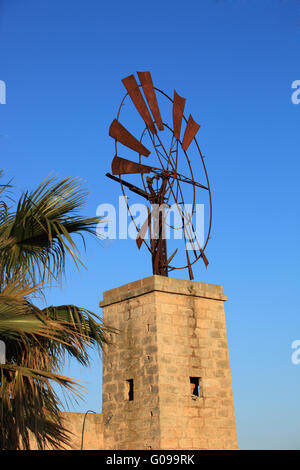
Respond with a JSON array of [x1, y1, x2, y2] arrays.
[[100, 275, 238, 450]]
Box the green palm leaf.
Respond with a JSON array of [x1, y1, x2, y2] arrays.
[[0, 175, 101, 283], [0, 172, 113, 449]]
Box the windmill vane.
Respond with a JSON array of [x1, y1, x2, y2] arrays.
[[106, 71, 212, 280]]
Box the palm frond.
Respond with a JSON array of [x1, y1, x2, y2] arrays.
[[42, 305, 115, 365], [0, 363, 84, 449], [0, 172, 112, 449], [0, 175, 101, 283]]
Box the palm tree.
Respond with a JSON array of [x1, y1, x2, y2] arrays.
[[0, 174, 112, 449]]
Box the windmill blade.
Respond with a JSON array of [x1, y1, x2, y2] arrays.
[[136, 210, 152, 249], [109, 119, 150, 157], [122, 74, 157, 134], [137, 71, 164, 131], [199, 247, 209, 268], [112, 156, 153, 175], [173, 90, 186, 140], [181, 115, 200, 151]]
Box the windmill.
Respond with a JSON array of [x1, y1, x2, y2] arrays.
[[106, 72, 212, 280]]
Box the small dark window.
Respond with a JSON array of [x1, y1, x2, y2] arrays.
[[126, 379, 134, 401], [190, 377, 201, 397]]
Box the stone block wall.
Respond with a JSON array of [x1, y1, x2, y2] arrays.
[[100, 275, 238, 450], [101, 287, 161, 449], [62, 412, 104, 450], [28, 412, 104, 450]]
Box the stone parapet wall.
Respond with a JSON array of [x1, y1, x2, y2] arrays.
[[29, 412, 104, 450]]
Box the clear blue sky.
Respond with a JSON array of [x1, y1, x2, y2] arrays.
[[1, 0, 300, 450]]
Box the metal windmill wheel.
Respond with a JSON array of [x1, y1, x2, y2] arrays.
[[106, 71, 212, 280]]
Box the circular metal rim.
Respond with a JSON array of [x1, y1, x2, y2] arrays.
[[113, 84, 213, 272]]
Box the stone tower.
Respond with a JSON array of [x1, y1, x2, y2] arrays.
[[100, 275, 238, 450]]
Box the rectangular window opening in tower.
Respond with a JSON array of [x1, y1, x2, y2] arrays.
[[190, 377, 201, 397], [126, 379, 134, 401]]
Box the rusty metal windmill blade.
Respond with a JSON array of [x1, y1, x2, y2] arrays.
[[112, 156, 153, 175], [122, 74, 157, 134], [137, 71, 164, 131], [173, 90, 186, 140], [136, 210, 152, 249], [181, 115, 200, 151], [109, 119, 150, 157], [200, 248, 209, 268]]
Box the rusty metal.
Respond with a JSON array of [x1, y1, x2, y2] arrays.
[[182, 115, 200, 151], [136, 209, 151, 249], [109, 119, 150, 156], [154, 91, 213, 256], [137, 71, 164, 131], [122, 75, 156, 135], [106, 173, 150, 199], [186, 248, 194, 281], [200, 249, 209, 268], [147, 175, 168, 277], [106, 71, 212, 280], [173, 91, 186, 140], [112, 156, 152, 175]]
